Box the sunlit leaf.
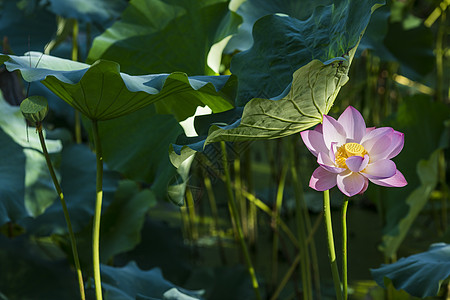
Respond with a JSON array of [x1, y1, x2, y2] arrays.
[[371, 243, 450, 298], [205, 58, 350, 144], [0, 52, 235, 121], [87, 0, 242, 76]]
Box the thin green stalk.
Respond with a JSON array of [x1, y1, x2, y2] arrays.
[[204, 176, 227, 265], [435, 6, 445, 102], [221, 142, 261, 300], [341, 196, 349, 300], [71, 20, 82, 144], [185, 188, 198, 241], [92, 120, 103, 300], [271, 210, 324, 300], [323, 190, 342, 300], [37, 125, 85, 300], [271, 164, 288, 290]]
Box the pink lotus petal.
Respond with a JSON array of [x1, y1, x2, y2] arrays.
[[346, 154, 369, 173], [337, 170, 366, 197], [337, 106, 366, 143], [359, 177, 369, 194], [362, 159, 397, 179], [309, 167, 338, 191], [361, 127, 394, 160], [322, 115, 347, 149], [300, 129, 328, 157], [369, 169, 407, 187], [366, 127, 376, 133], [386, 130, 404, 159], [313, 123, 323, 133], [329, 142, 338, 162], [318, 152, 346, 173]]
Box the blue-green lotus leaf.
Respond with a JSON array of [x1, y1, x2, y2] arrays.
[[0, 52, 235, 121], [0, 0, 57, 54], [371, 243, 450, 298], [46, 0, 127, 26], [87, 0, 242, 76], [101, 261, 203, 300], [231, 0, 384, 106], [0, 94, 61, 226]]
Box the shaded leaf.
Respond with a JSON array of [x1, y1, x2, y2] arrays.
[[0, 234, 79, 300], [87, 0, 242, 76], [24, 143, 120, 235], [46, 0, 127, 26], [0, 52, 235, 121], [371, 243, 450, 298], [225, 0, 332, 53], [380, 149, 441, 258], [82, 104, 184, 201], [101, 261, 203, 300], [376, 95, 450, 257], [100, 180, 156, 262], [0, 0, 57, 54], [230, 0, 384, 106], [0, 94, 61, 226]]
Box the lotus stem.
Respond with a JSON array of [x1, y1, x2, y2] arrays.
[[341, 196, 349, 300], [323, 190, 342, 300], [37, 124, 85, 300], [92, 119, 103, 300]]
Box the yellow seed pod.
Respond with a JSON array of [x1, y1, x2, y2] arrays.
[[20, 96, 49, 126]]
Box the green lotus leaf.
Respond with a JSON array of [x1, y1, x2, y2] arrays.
[[0, 0, 57, 54], [101, 261, 203, 300], [87, 0, 242, 76], [0, 93, 61, 226], [204, 57, 350, 144], [371, 243, 450, 298], [230, 0, 384, 106], [0, 52, 235, 121], [45, 0, 127, 25]]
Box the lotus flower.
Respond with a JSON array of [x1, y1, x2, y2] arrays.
[[301, 106, 407, 196]]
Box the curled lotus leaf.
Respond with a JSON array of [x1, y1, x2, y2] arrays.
[[0, 52, 235, 121]]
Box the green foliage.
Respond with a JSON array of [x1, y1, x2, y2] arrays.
[[204, 58, 350, 144], [371, 243, 450, 298], [0, 94, 61, 226], [100, 180, 156, 262], [231, 0, 384, 106], [46, 0, 127, 25], [0, 234, 79, 299], [87, 0, 242, 76], [0, 52, 235, 121], [376, 96, 450, 258], [101, 261, 203, 300], [0, 0, 57, 54]]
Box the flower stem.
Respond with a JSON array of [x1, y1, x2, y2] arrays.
[[220, 141, 261, 300], [341, 196, 349, 300], [92, 120, 103, 300], [37, 124, 85, 300], [323, 190, 342, 300]]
